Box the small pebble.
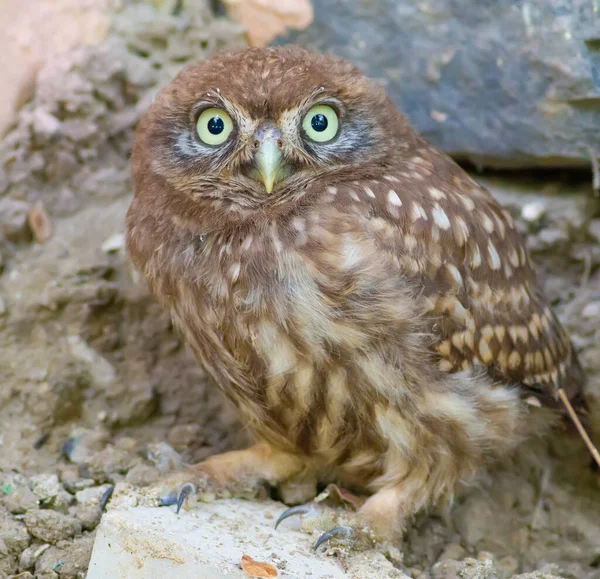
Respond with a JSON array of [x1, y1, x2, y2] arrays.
[[101, 232, 126, 253], [581, 302, 600, 319], [522, 201, 546, 222]]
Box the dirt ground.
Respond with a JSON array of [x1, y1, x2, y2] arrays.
[[0, 2, 599, 578]]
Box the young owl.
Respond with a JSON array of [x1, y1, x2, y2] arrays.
[[126, 46, 585, 547]]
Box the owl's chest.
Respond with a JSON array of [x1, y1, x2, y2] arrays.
[[171, 221, 414, 462], [194, 217, 412, 369]]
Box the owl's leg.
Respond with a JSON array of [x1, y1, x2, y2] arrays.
[[157, 442, 305, 511]]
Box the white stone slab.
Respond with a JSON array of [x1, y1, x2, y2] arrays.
[[87, 498, 403, 579]]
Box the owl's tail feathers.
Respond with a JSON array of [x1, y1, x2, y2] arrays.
[[558, 387, 600, 469]]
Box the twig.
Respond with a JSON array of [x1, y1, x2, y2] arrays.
[[557, 388, 600, 468]]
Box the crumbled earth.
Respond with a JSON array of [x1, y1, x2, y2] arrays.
[[0, 2, 599, 578]]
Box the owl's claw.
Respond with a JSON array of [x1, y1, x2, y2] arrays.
[[176, 482, 197, 514], [158, 482, 197, 512], [274, 504, 317, 529], [314, 526, 354, 551]]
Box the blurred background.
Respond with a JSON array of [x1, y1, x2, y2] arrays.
[[0, 1, 599, 578]]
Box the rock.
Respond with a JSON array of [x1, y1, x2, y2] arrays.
[[62, 427, 110, 466], [23, 510, 82, 544], [432, 555, 498, 579], [513, 573, 564, 579], [496, 556, 520, 579], [278, 1, 600, 168], [87, 500, 409, 579], [35, 535, 94, 578], [30, 474, 62, 504], [145, 442, 184, 473], [521, 201, 547, 223], [438, 543, 468, 562], [101, 232, 125, 254], [0, 539, 18, 576], [167, 423, 203, 452], [0, 197, 31, 242], [82, 445, 141, 483], [75, 484, 113, 507], [19, 543, 51, 572], [0, 506, 31, 553], [72, 504, 102, 531], [30, 108, 62, 139], [431, 558, 464, 579], [31, 474, 73, 513], [3, 485, 38, 514], [67, 336, 117, 388], [124, 464, 160, 487], [588, 219, 600, 242], [581, 302, 600, 319]]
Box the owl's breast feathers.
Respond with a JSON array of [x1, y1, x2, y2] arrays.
[[127, 147, 584, 457]]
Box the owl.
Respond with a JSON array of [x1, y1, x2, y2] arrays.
[[126, 46, 587, 548]]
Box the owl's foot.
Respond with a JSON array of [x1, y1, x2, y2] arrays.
[[153, 443, 305, 511], [275, 486, 405, 551], [275, 502, 380, 551], [159, 482, 198, 512]]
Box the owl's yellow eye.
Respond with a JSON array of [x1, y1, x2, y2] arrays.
[[196, 108, 234, 146], [302, 105, 339, 143]]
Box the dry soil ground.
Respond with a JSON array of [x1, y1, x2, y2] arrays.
[[0, 2, 599, 578]]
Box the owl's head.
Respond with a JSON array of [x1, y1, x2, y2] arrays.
[[133, 46, 412, 207]]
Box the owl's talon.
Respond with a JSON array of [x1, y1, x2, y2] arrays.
[[176, 482, 197, 514], [314, 525, 354, 551], [275, 504, 316, 529]]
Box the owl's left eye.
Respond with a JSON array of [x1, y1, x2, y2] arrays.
[[302, 105, 339, 143], [196, 108, 234, 146]]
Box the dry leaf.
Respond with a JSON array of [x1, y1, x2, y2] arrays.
[[223, 0, 313, 47], [27, 201, 53, 243], [241, 553, 278, 578]]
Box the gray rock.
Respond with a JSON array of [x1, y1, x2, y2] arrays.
[[35, 535, 94, 578], [19, 543, 51, 572], [23, 510, 82, 544], [0, 197, 31, 242], [278, 0, 600, 168], [3, 485, 38, 514], [0, 507, 31, 553]]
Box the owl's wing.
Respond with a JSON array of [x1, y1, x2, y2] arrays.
[[344, 147, 584, 407]]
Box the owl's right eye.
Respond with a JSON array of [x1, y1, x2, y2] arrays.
[[196, 108, 234, 146]]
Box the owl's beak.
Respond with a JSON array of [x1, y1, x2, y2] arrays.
[[251, 125, 289, 193]]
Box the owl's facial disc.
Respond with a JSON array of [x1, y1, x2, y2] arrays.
[[247, 123, 291, 193]]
